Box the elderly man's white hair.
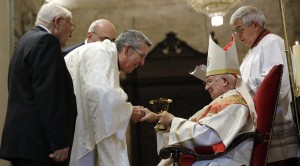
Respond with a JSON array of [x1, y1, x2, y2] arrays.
[[35, 2, 72, 26], [217, 73, 238, 89], [230, 6, 265, 28], [225, 74, 238, 88]]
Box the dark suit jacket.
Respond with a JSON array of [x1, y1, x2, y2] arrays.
[[62, 42, 84, 57], [0, 26, 77, 163]]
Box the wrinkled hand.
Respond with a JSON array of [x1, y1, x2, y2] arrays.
[[140, 108, 160, 122], [131, 106, 146, 123], [158, 111, 175, 126], [49, 147, 69, 162]]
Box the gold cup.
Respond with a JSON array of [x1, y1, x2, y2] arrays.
[[149, 98, 172, 132]]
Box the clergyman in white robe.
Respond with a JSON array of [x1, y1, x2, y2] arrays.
[[240, 33, 300, 162], [65, 40, 132, 166]]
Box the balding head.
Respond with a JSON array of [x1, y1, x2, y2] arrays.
[[87, 19, 116, 43]]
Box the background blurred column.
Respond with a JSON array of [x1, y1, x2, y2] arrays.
[[0, 0, 13, 165]]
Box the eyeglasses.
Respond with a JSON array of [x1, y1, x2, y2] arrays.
[[130, 46, 147, 59], [205, 76, 222, 87], [60, 18, 76, 32], [91, 32, 115, 42], [232, 22, 252, 34]]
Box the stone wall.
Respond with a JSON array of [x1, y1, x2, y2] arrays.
[[65, 0, 300, 62], [11, 0, 300, 61]]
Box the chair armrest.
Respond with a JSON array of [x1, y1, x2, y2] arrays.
[[160, 144, 196, 159], [159, 131, 262, 163]]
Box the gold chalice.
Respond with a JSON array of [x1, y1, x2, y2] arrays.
[[149, 98, 172, 132]]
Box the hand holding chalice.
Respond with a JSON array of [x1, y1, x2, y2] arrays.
[[149, 98, 172, 132]]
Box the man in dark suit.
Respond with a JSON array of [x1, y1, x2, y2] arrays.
[[0, 2, 77, 166], [62, 19, 116, 56]]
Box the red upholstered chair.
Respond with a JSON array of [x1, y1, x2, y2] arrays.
[[250, 64, 283, 166], [159, 65, 283, 166]]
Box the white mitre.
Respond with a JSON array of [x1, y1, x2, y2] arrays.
[[190, 35, 240, 81], [206, 35, 240, 77]]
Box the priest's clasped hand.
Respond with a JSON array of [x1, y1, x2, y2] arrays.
[[140, 108, 160, 123], [131, 106, 146, 123], [140, 109, 175, 126]]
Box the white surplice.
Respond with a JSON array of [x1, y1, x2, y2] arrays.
[[65, 40, 132, 166], [157, 89, 256, 166], [240, 34, 300, 162]]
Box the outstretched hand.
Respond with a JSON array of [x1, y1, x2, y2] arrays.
[[140, 109, 175, 126], [140, 108, 160, 122]]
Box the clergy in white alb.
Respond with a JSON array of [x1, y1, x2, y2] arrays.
[[230, 6, 300, 163], [64, 29, 152, 166], [65, 40, 131, 166]]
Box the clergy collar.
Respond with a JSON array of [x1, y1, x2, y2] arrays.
[[250, 29, 270, 48]]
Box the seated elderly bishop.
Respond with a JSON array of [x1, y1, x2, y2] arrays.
[[141, 35, 257, 166]]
